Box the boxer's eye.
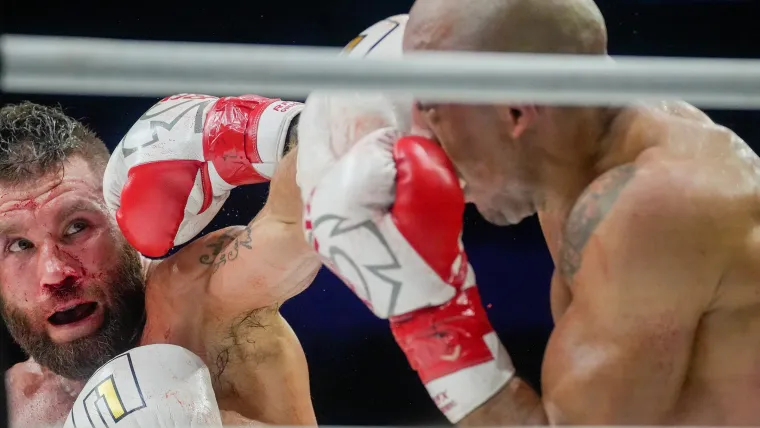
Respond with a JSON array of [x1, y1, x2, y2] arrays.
[[65, 221, 87, 236], [8, 238, 34, 253]]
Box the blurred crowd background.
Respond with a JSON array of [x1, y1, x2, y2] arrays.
[[3, 0, 759, 425]]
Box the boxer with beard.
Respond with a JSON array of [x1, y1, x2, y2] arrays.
[[2, 95, 320, 427]]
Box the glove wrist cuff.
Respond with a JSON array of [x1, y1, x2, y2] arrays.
[[389, 286, 515, 422], [253, 100, 303, 164], [424, 346, 515, 423], [204, 96, 303, 187], [238, 99, 303, 183]]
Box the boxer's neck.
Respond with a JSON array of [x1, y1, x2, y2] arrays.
[[534, 106, 623, 212]]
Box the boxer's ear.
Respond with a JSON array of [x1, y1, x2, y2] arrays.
[[411, 103, 435, 139], [499, 105, 538, 139]]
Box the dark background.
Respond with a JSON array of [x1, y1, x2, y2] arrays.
[[3, 0, 760, 425]]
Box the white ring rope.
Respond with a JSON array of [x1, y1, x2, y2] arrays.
[[2, 34, 760, 109]]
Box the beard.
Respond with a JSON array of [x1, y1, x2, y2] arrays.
[[1, 243, 146, 381]]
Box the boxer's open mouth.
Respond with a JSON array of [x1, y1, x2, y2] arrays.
[[48, 302, 98, 325]]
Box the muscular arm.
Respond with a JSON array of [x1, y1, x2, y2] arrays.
[[462, 164, 727, 425], [163, 116, 317, 312], [203, 120, 321, 312], [172, 124, 317, 425]]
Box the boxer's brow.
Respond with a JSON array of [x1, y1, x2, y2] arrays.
[[0, 201, 102, 238], [0, 223, 23, 238], [55, 200, 103, 224]]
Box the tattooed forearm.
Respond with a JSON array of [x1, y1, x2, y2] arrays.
[[199, 226, 254, 272], [559, 164, 636, 282], [282, 114, 300, 156]]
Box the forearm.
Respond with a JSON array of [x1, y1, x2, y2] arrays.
[[460, 376, 548, 427], [202, 120, 317, 308], [258, 146, 303, 226], [256, 117, 303, 225]]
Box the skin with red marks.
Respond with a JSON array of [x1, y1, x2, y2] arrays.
[[5, 150, 321, 426], [0, 157, 137, 355]]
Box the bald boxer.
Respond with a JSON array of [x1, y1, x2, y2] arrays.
[[300, 2, 760, 425], [2, 96, 321, 427]]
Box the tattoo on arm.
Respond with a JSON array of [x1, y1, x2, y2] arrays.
[[199, 226, 254, 272], [559, 164, 636, 282], [282, 114, 300, 156]]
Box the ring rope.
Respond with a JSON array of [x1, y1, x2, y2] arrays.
[[2, 34, 760, 109]]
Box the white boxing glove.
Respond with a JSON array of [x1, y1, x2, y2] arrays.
[[303, 129, 515, 423], [64, 344, 222, 428], [104, 94, 302, 257], [296, 15, 413, 202]]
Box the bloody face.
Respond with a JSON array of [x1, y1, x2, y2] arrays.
[[0, 156, 145, 380]]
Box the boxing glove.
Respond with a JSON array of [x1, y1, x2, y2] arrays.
[[63, 344, 222, 428], [296, 14, 413, 203], [104, 93, 302, 257], [304, 128, 515, 423]]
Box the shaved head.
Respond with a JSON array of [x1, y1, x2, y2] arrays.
[[404, 0, 613, 225], [404, 0, 607, 55]]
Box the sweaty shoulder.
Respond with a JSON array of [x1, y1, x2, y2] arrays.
[[650, 100, 714, 124], [560, 159, 744, 287], [6, 360, 44, 393], [6, 360, 81, 426]]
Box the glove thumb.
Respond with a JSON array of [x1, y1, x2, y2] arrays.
[[117, 160, 203, 257], [392, 136, 465, 282]]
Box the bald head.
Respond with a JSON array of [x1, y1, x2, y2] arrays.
[[404, 0, 607, 55]]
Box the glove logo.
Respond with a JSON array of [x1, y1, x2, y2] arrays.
[[122, 98, 214, 158], [439, 344, 462, 362], [342, 35, 366, 54], [340, 17, 403, 57], [311, 213, 404, 318], [71, 353, 147, 428]]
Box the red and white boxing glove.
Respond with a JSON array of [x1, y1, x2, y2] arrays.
[[304, 128, 515, 423], [295, 14, 413, 203], [104, 93, 302, 257]]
